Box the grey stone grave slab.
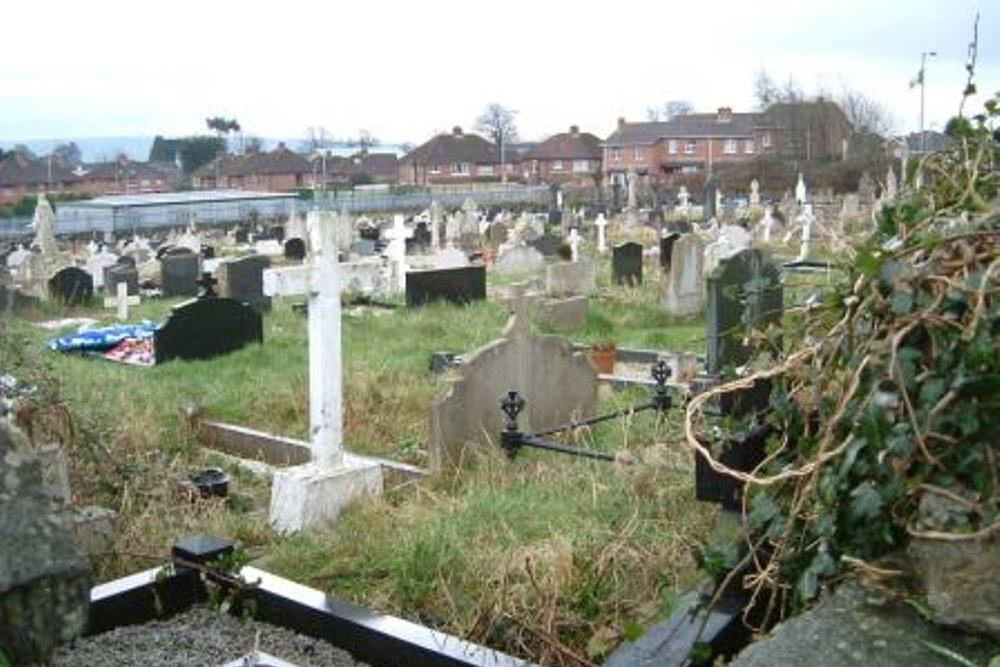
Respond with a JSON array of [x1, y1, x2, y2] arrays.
[[160, 252, 200, 297], [48, 267, 94, 306], [612, 242, 643, 286]]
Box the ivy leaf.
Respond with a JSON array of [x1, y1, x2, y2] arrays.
[[849, 482, 884, 521], [891, 291, 913, 315], [749, 494, 779, 529]]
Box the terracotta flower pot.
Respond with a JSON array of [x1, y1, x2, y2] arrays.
[[589, 343, 616, 374]]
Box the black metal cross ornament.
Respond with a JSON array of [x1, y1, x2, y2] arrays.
[[196, 271, 218, 299]]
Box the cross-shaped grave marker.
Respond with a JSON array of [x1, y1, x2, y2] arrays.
[[262, 215, 382, 533], [103, 281, 140, 321], [383, 214, 413, 292]]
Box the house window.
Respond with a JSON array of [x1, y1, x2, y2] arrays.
[[611, 148, 621, 162], [745, 140, 754, 154], [505, 163, 514, 172], [668, 139, 678, 154], [684, 140, 697, 154], [762, 133, 772, 148], [724, 139, 738, 154], [479, 164, 494, 176], [429, 164, 441, 174], [572, 160, 589, 173], [634, 147, 643, 161], [452, 162, 469, 175], [552, 160, 564, 171]]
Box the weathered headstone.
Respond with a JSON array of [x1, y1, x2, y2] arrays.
[[104, 264, 139, 297], [663, 234, 705, 316], [545, 261, 593, 297], [215, 254, 272, 313], [47, 267, 93, 306], [496, 245, 545, 274], [428, 310, 598, 471], [612, 242, 643, 286], [406, 266, 486, 307], [160, 251, 200, 297]]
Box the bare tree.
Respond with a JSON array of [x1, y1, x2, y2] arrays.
[[664, 100, 694, 120], [300, 127, 334, 152], [243, 136, 264, 154], [645, 107, 662, 122], [754, 69, 804, 109], [839, 88, 897, 136], [475, 103, 519, 147]]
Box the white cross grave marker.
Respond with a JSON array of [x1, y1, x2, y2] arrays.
[[383, 214, 412, 292], [594, 214, 608, 254], [103, 281, 139, 321], [263, 215, 382, 533]]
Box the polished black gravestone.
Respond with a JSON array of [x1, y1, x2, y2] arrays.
[[283, 238, 306, 261], [104, 264, 139, 296], [659, 232, 681, 272], [47, 267, 94, 306], [215, 255, 271, 313], [612, 242, 643, 286], [160, 252, 200, 297], [405, 266, 486, 307], [704, 177, 718, 220], [201, 245, 215, 260], [154, 293, 263, 363]]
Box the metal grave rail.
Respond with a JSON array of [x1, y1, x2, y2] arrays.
[[499, 360, 673, 462]]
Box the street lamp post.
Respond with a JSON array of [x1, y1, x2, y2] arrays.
[[919, 51, 937, 155]]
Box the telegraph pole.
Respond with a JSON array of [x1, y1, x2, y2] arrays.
[[919, 51, 937, 154]]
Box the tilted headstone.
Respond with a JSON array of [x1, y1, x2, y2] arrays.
[[154, 291, 263, 363], [215, 254, 272, 313], [47, 267, 93, 306], [663, 234, 705, 316], [406, 265, 487, 307], [612, 242, 643, 286], [160, 251, 200, 297]]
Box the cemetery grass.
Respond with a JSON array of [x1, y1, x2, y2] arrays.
[[4, 274, 709, 665]]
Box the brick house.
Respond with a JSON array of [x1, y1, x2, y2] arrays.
[[604, 102, 852, 185], [398, 127, 505, 186], [524, 126, 602, 186], [73, 159, 176, 196], [193, 143, 311, 191], [0, 154, 80, 205], [311, 150, 399, 187]]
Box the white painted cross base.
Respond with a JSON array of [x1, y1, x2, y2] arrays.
[[269, 454, 382, 534], [103, 282, 140, 320]]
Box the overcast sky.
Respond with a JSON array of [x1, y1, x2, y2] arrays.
[[1, 0, 996, 144]]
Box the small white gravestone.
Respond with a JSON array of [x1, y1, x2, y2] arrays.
[[663, 234, 706, 316], [749, 179, 761, 207], [795, 173, 808, 205], [264, 215, 382, 534], [383, 214, 412, 292], [594, 214, 608, 253], [568, 228, 581, 263], [885, 166, 898, 202], [758, 205, 783, 244], [796, 204, 816, 262], [103, 281, 139, 321]]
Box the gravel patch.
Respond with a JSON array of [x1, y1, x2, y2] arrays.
[[53, 605, 370, 667]]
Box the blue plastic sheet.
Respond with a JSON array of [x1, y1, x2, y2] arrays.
[[47, 322, 157, 353]]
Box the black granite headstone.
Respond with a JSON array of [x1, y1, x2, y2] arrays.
[[104, 264, 140, 296], [234, 228, 249, 244], [47, 267, 94, 306], [284, 238, 306, 261], [216, 255, 271, 313], [659, 232, 681, 272], [547, 209, 563, 226], [405, 266, 486, 307], [201, 245, 216, 260], [612, 242, 643, 286], [154, 296, 263, 363], [160, 253, 200, 298]]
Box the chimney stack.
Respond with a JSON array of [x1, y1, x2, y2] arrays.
[[452, 126, 463, 136], [570, 125, 579, 135], [617, 117, 626, 129], [717, 107, 733, 123]]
